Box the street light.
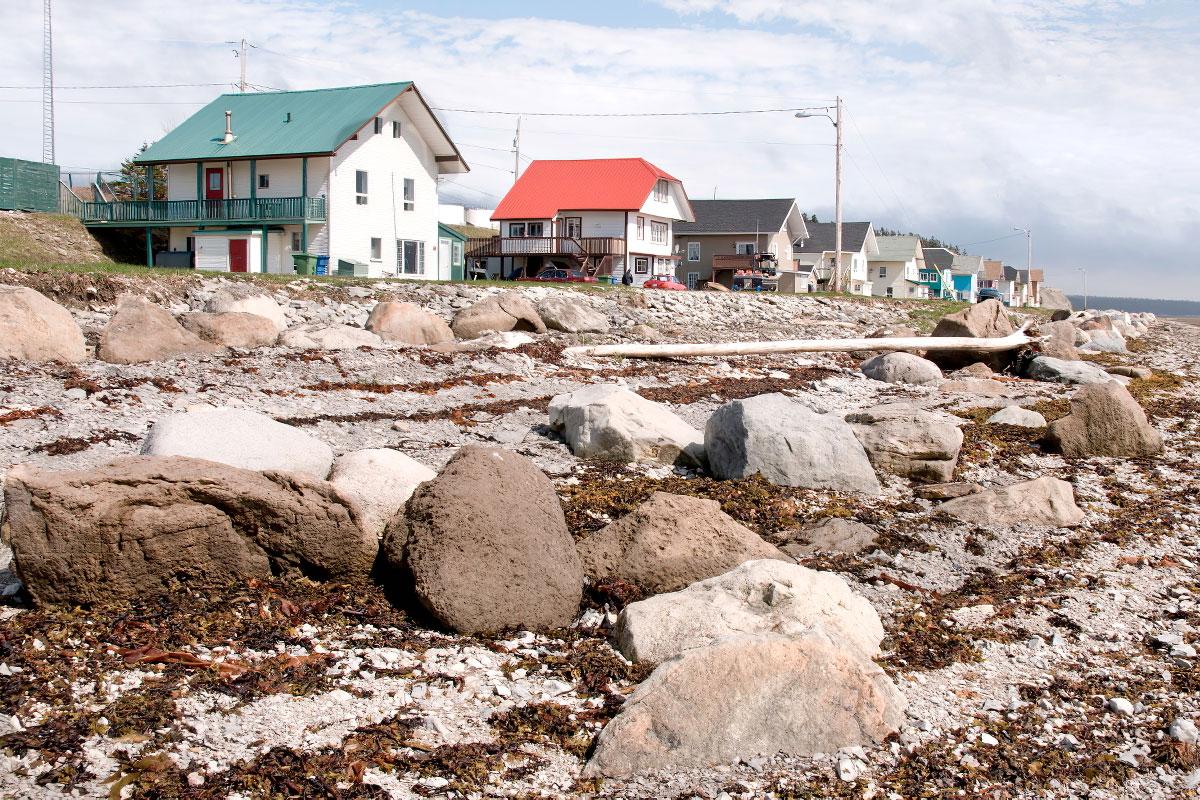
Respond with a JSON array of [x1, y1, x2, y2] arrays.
[[1076, 267, 1088, 310], [1013, 226, 1032, 272], [797, 97, 843, 293]]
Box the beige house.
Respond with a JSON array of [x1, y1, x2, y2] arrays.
[[791, 221, 878, 296], [673, 198, 809, 289], [869, 235, 929, 299]]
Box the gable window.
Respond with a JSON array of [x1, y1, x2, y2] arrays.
[[509, 223, 526, 237], [392, 120, 402, 138], [355, 171, 368, 205], [258, 174, 270, 189], [370, 237, 382, 261], [636, 216, 645, 240], [653, 179, 668, 202], [403, 178, 415, 211], [878, 265, 887, 278], [650, 221, 667, 244], [398, 239, 425, 274], [374, 117, 384, 135], [687, 242, 700, 262]]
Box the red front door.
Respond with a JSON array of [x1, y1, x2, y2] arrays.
[[204, 168, 223, 200], [229, 239, 248, 273]]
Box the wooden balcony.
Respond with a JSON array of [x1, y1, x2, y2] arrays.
[[465, 236, 625, 258], [79, 196, 327, 227], [712, 254, 758, 269]]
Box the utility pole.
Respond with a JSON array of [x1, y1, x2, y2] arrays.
[[1014, 225, 1032, 272], [41, 0, 55, 164], [512, 117, 522, 182], [795, 96, 844, 292], [227, 38, 256, 92]]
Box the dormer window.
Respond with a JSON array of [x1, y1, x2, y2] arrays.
[[653, 179, 668, 202]]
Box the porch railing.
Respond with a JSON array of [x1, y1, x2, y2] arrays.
[[465, 236, 625, 258], [78, 196, 327, 225], [712, 254, 758, 269]]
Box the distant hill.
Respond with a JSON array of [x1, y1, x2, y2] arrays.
[[1066, 295, 1200, 316]]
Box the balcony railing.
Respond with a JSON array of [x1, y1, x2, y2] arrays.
[[712, 254, 758, 269], [79, 196, 327, 225], [465, 236, 624, 258]]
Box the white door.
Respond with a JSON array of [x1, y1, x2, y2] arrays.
[[439, 237, 452, 280], [686, 271, 699, 290]]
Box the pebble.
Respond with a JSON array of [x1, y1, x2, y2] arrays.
[[836, 757, 862, 782], [979, 732, 999, 746]]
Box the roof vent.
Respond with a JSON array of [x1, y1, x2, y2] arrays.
[[221, 110, 236, 144]]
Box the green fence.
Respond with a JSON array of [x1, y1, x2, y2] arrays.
[[0, 157, 60, 213]]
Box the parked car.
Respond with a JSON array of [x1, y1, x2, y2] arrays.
[[518, 268, 597, 284], [977, 287, 1005, 303], [643, 274, 688, 291]]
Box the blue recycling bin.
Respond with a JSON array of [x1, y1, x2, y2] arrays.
[[315, 255, 329, 276]]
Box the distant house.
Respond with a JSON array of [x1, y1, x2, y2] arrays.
[[485, 158, 694, 285], [950, 254, 981, 302], [1018, 268, 1044, 307], [919, 247, 956, 300], [978, 259, 1013, 301], [869, 235, 929, 299], [1004, 265, 1027, 306], [672, 198, 808, 290], [81, 82, 469, 277], [791, 221, 878, 296]]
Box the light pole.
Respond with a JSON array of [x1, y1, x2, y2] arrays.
[[1013, 226, 1032, 272], [1076, 267, 1087, 310], [797, 96, 843, 293]]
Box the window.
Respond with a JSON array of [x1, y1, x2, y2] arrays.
[[397, 239, 425, 274], [687, 242, 700, 262], [562, 217, 582, 238], [370, 237, 382, 261], [403, 178, 415, 211], [878, 265, 887, 278], [374, 117, 384, 135], [636, 216, 645, 240], [650, 221, 667, 244], [527, 222, 544, 237], [355, 170, 368, 205], [509, 223, 526, 237], [653, 179, 668, 202], [291, 232, 301, 251], [634, 256, 649, 274], [736, 242, 755, 255], [185, 236, 195, 252], [392, 120, 402, 138], [452, 239, 463, 266], [258, 174, 270, 189], [886, 287, 894, 297], [686, 271, 699, 290]]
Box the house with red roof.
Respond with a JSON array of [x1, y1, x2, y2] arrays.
[[470, 158, 694, 285]]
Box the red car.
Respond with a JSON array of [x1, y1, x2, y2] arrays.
[[518, 268, 597, 283], [643, 274, 688, 291]]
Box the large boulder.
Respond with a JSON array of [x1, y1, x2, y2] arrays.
[[327, 449, 437, 538], [1039, 287, 1073, 312], [451, 292, 547, 339], [846, 403, 963, 483], [0, 285, 87, 363], [1025, 356, 1115, 385], [705, 394, 881, 495], [1044, 382, 1163, 459], [1036, 320, 1080, 361], [926, 299, 1015, 371], [782, 517, 878, 558], [141, 408, 334, 478], [365, 302, 453, 345], [549, 384, 705, 466], [278, 323, 383, 350], [98, 295, 223, 364], [615, 559, 884, 663], [537, 295, 610, 333], [584, 633, 906, 777], [860, 352, 942, 385], [1079, 328, 1128, 354], [3, 456, 375, 606], [936, 476, 1085, 527], [180, 311, 279, 348], [205, 286, 287, 331], [381, 446, 582, 634], [576, 492, 787, 595]]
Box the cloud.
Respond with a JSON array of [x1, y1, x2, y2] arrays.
[[0, 0, 1195, 296]]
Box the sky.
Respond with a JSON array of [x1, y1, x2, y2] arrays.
[[0, 0, 1197, 298]]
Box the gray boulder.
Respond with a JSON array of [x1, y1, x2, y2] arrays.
[[1025, 356, 1116, 385], [986, 406, 1047, 428], [615, 559, 885, 664], [576, 492, 787, 595], [99, 295, 223, 364], [1079, 329, 1128, 354], [365, 301, 454, 345], [537, 295, 610, 333], [278, 323, 383, 350], [0, 285, 87, 363], [327, 448, 437, 538], [1044, 382, 1163, 459], [937, 476, 1085, 527], [860, 352, 942, 385], [1039, 287, 1073, 312], [585, 633, 906, 777], [705, 393, 881, 494], [451, 292, 547, 339], [548, 384, 704, 466], [3, 456, 375, 606], [141, 408, 334, 478], [205, 286, 287, 331], [782, 517, 878, 558], [180, 311, 279, 348], [847, 403, 963, 483]]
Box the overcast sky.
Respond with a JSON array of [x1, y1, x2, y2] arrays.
[[1, 0, 1196, 298]]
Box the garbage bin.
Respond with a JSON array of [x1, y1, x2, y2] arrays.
[[315, 255, 329, 276], [292, 252, 317, 276]]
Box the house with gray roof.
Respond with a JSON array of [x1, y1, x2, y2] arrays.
[[792, 221, 878, 296], [868, 235, 929, 299], [673, 198, 808, 289], [950, 253, 982, 302]]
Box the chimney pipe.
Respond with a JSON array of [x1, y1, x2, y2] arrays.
[[222, 110, 235, 144]]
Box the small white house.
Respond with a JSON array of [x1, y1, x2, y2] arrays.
[[112, 81, 468, 278], [869, 235, 929, 299], [791, 221, 878, 296]]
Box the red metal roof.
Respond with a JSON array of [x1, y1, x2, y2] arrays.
[[492, 158, 685, 220]]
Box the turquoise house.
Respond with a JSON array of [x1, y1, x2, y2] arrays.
[[920, 247, 958, 299]]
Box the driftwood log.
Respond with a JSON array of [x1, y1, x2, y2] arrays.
[[564, 322, 1043, 360]]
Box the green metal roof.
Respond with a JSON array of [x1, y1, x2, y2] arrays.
[[134, 82, 414, 164]]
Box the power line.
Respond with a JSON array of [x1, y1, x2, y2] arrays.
[[0, 98, 207, 105], [439, 179, 502, 201], [0, 82, 227, 90], [845, 108, 914, 231], [960, 231, 1026, 248], [431, 105, 829, 118]]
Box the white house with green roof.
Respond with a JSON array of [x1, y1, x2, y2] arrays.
[[79, 82, 468, 278], [868, 235, 930, 299]]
